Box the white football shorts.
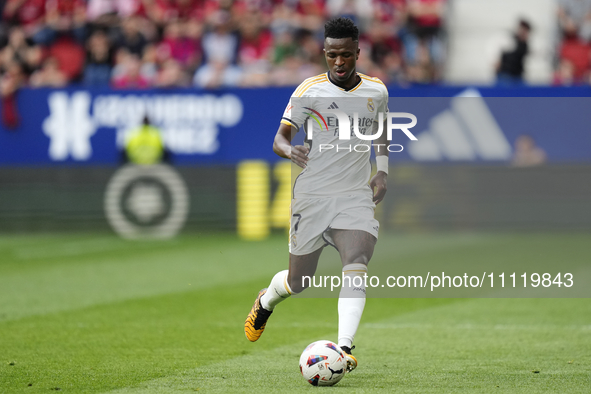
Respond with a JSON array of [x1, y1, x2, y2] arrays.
[[289, 192, 379, 256]]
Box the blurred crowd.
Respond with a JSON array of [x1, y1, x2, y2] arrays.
[[554, 0, 591, 85], [0, 0, 446, 93]]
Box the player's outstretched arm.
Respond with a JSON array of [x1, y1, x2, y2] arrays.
[[273, 123, 309, 168], [370, 120, 388, 204]]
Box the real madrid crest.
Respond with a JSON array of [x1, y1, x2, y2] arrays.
[[367, 98, 375, 112]]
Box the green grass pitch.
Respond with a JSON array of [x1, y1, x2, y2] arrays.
[[0, 232, 589, 393]]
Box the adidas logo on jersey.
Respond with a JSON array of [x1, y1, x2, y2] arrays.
[[327, 102, 339, 109]]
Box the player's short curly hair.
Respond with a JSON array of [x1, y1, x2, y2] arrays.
[[324, 17, 359, 41]]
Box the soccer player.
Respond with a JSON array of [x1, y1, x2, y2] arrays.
[[244, 17, 389, 373]]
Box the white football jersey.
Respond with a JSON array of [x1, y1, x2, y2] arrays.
[[281, 72, 389, 198]]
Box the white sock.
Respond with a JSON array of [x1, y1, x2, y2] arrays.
[[338, 263, 367, 348], [260, 270, 292, 311]]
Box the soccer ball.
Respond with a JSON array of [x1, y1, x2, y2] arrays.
[[299, 340, 347, 386]]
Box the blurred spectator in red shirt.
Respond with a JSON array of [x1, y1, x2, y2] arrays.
[[364, 20, 401, 67], [238, 11, 272, 86], [396, 0, 444, 84], [232, 0, 275, 18], [157, 19, 202, 72], [0, 60, 25, 128], [112, 53, 151, 88], [185, 18, 204, 68], [555, 1, 591, 85], [3, 0, 46, 37], [48, 35, 85, 80], [146, 0, 204, 25], [372, 0, 407, 26], [403, 0, 444, 63], [408, 0, 443, 34], [557, 37, 590, 83], [296, 0, 325, 33], [238, 13, 272, 66]]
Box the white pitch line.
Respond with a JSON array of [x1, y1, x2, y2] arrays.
[[362, 322, 591, 331]]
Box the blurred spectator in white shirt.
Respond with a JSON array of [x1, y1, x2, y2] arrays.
[[86, 0, 140, 21], [201, 10, 238, 65], [193, 59, 242, 89], [326, 0, 374, 30]]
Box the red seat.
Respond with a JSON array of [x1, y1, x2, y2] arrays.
[[49, 37, 86, 80], [559, 38, 591, 81]]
